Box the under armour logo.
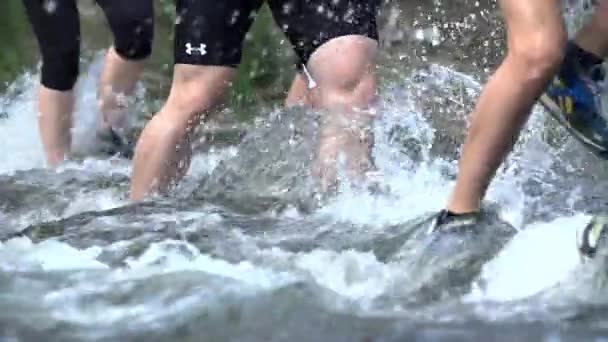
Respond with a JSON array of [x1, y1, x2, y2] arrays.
[[185, 43, 207, 56]]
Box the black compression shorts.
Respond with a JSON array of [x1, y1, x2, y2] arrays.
[[174, 0, 380, 69], [23, 0, 154, 91]]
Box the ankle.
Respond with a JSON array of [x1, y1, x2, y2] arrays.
[[446, 203, 480, 215]]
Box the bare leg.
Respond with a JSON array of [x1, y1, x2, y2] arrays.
[[574, 0, 608, 58], [446, 0, 566, 213], [129, 65, 234, 200], [24, 0, 153, 166], [38, 45, 147, 166], [307, 35, 378, 191], [285, 73, 312, 108], [22, 0, 80, 167], [97, 47, 146, 132], [38, 87, 74, 166]]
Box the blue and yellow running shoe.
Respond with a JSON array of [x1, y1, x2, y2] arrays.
[[539, 62, 608, 158]]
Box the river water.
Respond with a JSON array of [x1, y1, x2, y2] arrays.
[[2, 0, 608, 341]]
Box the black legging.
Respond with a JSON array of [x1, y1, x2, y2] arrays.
[[22, 0, 154, 91]]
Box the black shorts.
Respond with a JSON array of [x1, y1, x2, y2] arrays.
[[174, 0, 380, 69], [23, 0, 154, 91]]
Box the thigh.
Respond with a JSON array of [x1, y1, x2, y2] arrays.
[[173, 0, 264, 67], [268, 0, 381, 67], [22, 0, 80, 59], [499, 0, 564, 49]]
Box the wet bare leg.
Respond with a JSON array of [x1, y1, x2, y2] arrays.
[[574, 0, 608, 58], [307, 35, 378, 191], [129, 65, 234, 200], [446, 0, 566, 213], [38, 87, 74, 166], [97, 47, 147, 133], [38, 46, 147, 166], [285, 73, 312, 108]]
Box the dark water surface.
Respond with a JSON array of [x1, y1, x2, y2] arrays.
[[2, 0, 608, 341]]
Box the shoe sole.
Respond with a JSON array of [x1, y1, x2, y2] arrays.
[[539, 94, 608, 159], [577, 215, 608, 262], [577, 218, 593, 263]]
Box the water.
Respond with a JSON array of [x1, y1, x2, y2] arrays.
[[3, 1, 608, 341]]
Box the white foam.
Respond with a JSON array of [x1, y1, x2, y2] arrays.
[[0, 237, 106, 271], [466, 214, 590, 302], [56, 157, 132, 176], [318, 161, 451, 226], [118, 240, 295, 288], [293, 249, 395, 303], [0, 73, 46, 173], [36, 239, 298, 327], [62, 189, 127, 217], [187, 146, 239, 177]]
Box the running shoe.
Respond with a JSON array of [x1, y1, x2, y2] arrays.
[[539, 60, 608, 157], [95, 127, 134, 159], [577, 215, 608, 262]]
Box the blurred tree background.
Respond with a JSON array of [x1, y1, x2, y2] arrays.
[[0, 1, 38, 87], [0, 0, 537, 122], [0, 0, 299, 120]]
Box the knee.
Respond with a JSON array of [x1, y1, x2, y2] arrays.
[[138, 84, 218, 147], [332, 64, 376, 94], [312, 55, 377, 107], [508, 31, 566, 82], [135, 111, 192, 165], [168, 68, 233, 115], [40, 45, 80, 91], [319, 69, 377, 110], [140, 66, 234, 145], [308, 36, 378, 108], [142, 113, 184, 144], [168, 82, 220, 117]]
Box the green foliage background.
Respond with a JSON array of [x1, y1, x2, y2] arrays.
[[0, 0, 297, 120]]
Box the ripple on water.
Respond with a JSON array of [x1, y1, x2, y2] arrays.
[[2, 27, 608, 341]]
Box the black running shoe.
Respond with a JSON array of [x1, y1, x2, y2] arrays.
[[95, 128, 134, 159], [392, 208, 516, 305], [428, 209, 482, 234], [577, 215, 608, 262]]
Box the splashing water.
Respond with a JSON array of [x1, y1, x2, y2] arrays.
[[2, 1, 608, 341]]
